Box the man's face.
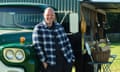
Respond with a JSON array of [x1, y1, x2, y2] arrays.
[[43, 8, 55, 26]]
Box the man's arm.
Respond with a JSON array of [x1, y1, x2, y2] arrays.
[[32, 25, 46, 62]]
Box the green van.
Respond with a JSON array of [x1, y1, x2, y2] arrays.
[[0, 3, 52, 72]]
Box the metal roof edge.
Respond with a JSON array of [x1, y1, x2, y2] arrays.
[[0, 2, 48, 6]]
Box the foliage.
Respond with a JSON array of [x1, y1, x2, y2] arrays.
[[107, 13, 120, 33]]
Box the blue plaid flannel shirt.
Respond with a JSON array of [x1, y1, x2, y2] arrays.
[[32, 21, 75, 65]]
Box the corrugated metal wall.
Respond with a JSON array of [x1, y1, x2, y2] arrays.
[[0, 0, 79, 13]]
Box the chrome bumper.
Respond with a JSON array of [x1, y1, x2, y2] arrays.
[[0, 60, 24, 72]]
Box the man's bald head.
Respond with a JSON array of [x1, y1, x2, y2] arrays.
[[44, 7, 55, 15], [43, 7, 56, 27]]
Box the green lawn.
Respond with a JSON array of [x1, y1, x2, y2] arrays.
[[111, 42, 120, 57], [110, 42, 120, 72]]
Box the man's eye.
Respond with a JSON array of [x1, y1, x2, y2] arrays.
[[46, 15, 54, 16]]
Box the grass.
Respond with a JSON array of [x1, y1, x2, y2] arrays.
[[72, 66, 76, 72], [110, 42, 120, 56], [110, 42, 120, 72]]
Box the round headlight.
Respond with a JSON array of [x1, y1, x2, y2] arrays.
[[15, 50, 25, 60], [6, 50, 14, 60]]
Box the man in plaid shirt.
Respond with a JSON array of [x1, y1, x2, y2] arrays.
[[32, 7, 75, 72]]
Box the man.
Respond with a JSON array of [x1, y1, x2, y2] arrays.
[[32, 7, 75, 72]]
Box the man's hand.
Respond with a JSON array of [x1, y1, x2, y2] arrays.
[[43, 62, 48, 69]]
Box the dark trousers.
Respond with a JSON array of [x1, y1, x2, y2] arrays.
[[43, 50, 72, 72], [44, 59, 72, 72]]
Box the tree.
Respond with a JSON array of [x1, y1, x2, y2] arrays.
[[107, 13, 120, 33]]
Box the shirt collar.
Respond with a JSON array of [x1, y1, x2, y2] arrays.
[[42, 21, 56, 29], [42, 21, 48, 28]]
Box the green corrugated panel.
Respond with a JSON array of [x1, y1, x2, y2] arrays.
[[54, 0, 57, 9], [57, 0, 59, 10], [60, 0, 65, 10], [64, 0, 66, 11], [0, 0, 79, 13], [51, 0, 53, 5]]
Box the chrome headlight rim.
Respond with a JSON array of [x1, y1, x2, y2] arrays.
[[15, 50, 25, 61], [3, 48, 25, 63], [5, 50, 14, 60]]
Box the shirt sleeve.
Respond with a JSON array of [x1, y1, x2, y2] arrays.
[[64, 31, 75, 60], [32, 25, 46, 62], [59, 25, 75, 61]]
